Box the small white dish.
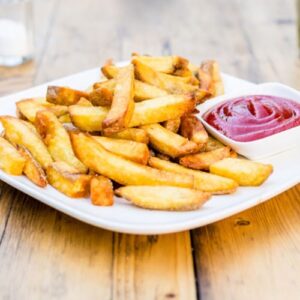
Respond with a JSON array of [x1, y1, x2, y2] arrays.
[[198, 82, 300, 160]]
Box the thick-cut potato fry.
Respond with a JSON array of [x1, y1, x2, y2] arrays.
[[115, 186, 210, 211], [202, 136, 225, 152], [133, 59, 207, 102], [35, 110, 87, 173], [162, 118, 181, 133], [210, 158, 273, 186], [1, 116, 53, 169], [142, 124, 200, 158], [69, 94, 195, 132], [132, 55, 190, 75], [102, 65, 135, 134], [76, 97, 93, 106], [18, 146, 47, 187], [16, 98, 68, 122], [197, 69, 213, 94], [70, 132, 194, 188], [90, 176, 114, 206], [200, 60, 224, 96], [179, 147, 231, 170], [104, 128, 149, 144], [93, 136, 150, 165], [93, 79, 168, 103], [101, 63, 119, 79], [0, 137, 26, 175], [180, 115, 208, 145], [149, 157, 238, 194], [47, 86, 89, 106], [156, 153, 171, 161], [47, 161, 91, 197], [58, 114, 71, 123]]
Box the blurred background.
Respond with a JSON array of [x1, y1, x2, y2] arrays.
[[0, 0, 298, 95]]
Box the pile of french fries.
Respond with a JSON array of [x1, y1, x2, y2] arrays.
[[0, 54, 273, 211]]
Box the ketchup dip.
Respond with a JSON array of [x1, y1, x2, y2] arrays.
[[203, 95, 300, 142]]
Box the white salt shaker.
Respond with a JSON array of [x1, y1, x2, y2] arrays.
[[0, 0, 34, 66]]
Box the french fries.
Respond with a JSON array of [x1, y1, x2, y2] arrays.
[[162, 118, 181, 133], [180, 115, 208, 145], [133, 59, 207, 102], [104, 128, 149, 144], [93, 136, 150, 165], [149, 157, 238, 194], [18, 146, 47, 187], [35, 110, 87, 173], [69, 94, 195, 131], [101, 63, 119, 79], [210, 158, 273, 186], [102, 65, 135, 133], [47, 86, 89, 105], [1, 116, 53, 169], [115, 186, 211, 211], [47, 161, 91, 197], [202, 136, 225, 152], [0, 137, 26, 175], [142, 124, 200, 158], [70, 132, 194, 188], [179, 147, 231, 170], [90, 176, 114, 206]]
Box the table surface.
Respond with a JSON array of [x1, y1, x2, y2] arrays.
[[0, 0, 299, 299]]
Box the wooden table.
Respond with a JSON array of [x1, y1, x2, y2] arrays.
[[0, 0, 299, 299]]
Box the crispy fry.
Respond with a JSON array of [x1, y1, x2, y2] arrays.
[[149, 156, 238, 194], [1, 116, 53, 169], [47, 161, 91, 197], [93, 79, 168, 102], [133, 59, 207, 102], [101, 63, 119, 79], [76, 97, 93, 106], [0, 137, 26, 175], [93, 136, 150, 165], [202, 136, 225, 152], [102, 65, 135, 134], [156, 153, 171, 161], [210, 158, 273, 186], [69, 95, 195, 131], [180, 115, 208, 145], [142, 124, 200, 158], [104, 128, 149, 144], [162, 118, 181, 133], [46, 86, 89, 106], [200, 60, 224, 96], [115, 186, 210, 211], [18, 146, 47, 187], [179, 146, 231, 170], [197, 69, 213, 94], [35, 110, 87, 173], [58, 114, 71, 123], [70, 132, 194, 188], [16, 98, 68, 122], [90, 176, 114, 206]]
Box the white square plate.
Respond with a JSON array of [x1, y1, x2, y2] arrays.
[[0, 67, 299, 234]]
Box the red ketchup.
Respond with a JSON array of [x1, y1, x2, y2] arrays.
[[203, 95, 300, 142]]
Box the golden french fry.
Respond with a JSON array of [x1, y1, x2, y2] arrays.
[[16, 98, 68, 122], [156, 153, 171, 161], [149, 156, 238, 194], [142, 124, 200, 158], [210, 158, 273, 186], [115, 186, 210, 211], [162, 118, 181, 133], [76, 97, 93, 106], [93, 136, 150, 165], [18, 146, 47, 187], [46, 86, 89, 106], [101, 63, 119, 79], [0, 137, 26, 175], [102, 65, 135, 134], [200, 60, 224, 96], [93, 79, 168, 102], [180, 115, 208, 145], [104, 128, 149, 144], [133, 59, 207, 102], [35, 110, 87, 173], [70, 132, 194, 188], [197, 69, 213, 95], [90, 176, 114, 206], [69, 94, 195, 132], [202, 136, 225, 152], [1, 116, 53, 169], [47, 161, 91, 198], [58, 114, 71, 123], [179, 147, 231, 170]]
